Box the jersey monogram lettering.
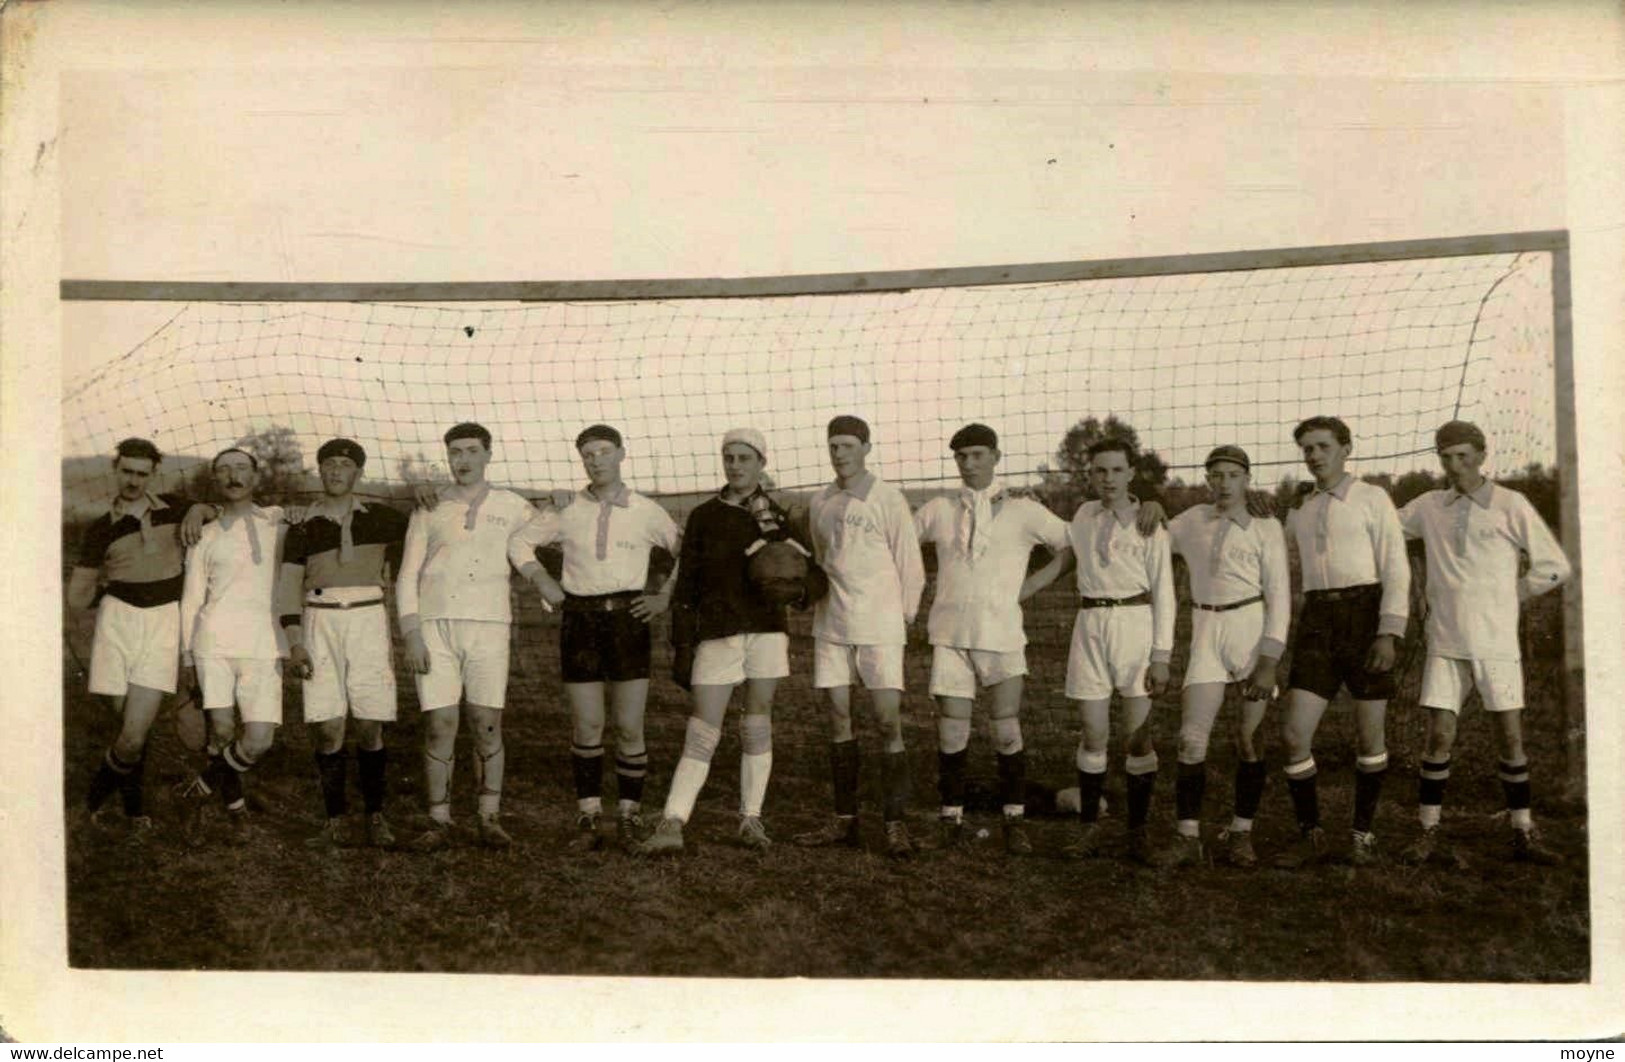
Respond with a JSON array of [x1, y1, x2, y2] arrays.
[[842, 510, 878, 536]]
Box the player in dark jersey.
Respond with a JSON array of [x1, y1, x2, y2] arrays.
[[638, 427, 819, 854], [278, 439, 410, 848], [67, 438, 213, 837]]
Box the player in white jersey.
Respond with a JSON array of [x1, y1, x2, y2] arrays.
[[1275, 415, 1410, 869], [1163, 445, 1291, 868], [912, 423, 1069, 855], [1027, 438, 1175, 864], [177, 448, 288, 845], [794, 415, 926, 859], [548, 424, 683, 853], [396, 422, 563, 850], [1396, 421, 1570, 867]]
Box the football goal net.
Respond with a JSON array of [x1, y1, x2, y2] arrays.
[[61, 230, 1583, 795]]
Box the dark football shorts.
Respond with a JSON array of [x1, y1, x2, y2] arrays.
[[561, 593, 652, 683], [1286, 583, 1397, 702]]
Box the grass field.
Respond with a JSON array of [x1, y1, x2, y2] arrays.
[[61, 546, 1589, 981]]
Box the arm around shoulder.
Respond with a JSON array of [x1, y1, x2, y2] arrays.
[[506, 499, 559, 576], [1032, 501, 1070, 553], [1020, 544, 1075, 603]]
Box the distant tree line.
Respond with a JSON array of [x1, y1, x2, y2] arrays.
[[185, 425, 427, 507], [88, 418, 1564, 533], [1036, 415, 1562, 533]]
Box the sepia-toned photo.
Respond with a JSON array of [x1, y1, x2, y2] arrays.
[[6, 0, 1624, 1043]]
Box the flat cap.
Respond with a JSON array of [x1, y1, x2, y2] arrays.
[[949, 423, 998, 452], [826, 415, 870, 444], [1434, 420, 1486, 452], [575, 424, 624, 451], [1204, 444, 1251, 473]]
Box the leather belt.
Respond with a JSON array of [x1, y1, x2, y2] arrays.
[[1079, 591, 1152, 609], [1304, 583, 1381, 603], [305, 597, 383, 610], [1194, 594, 1263, 613], [563, 590, 642, 613]]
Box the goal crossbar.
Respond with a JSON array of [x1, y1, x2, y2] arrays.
[[61, 231, 1569, 303]]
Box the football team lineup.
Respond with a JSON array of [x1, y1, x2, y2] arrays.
[[70, 408, 1572, 873], [57, 236, 1583, 976], [23, 19, 1610, 1007]]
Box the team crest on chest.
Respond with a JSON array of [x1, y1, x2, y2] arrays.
[[1222, 540, 1257, 566], [1107, 529, 1147, 561], [842, 510, 879, 536]]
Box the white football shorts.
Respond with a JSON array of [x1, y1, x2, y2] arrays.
[[89, 596, 179, 696], [416, 618, 511, 711], [1420, 654, 1525, 713], [195, 655, 283, 724], [301, 601, 398, 724], [1065, 605, 1153, 701], [813, 638, 905, 692], [1183, 603, 1266, 688], [691, 632, 790, 687], [929, 646, 1027, 699]]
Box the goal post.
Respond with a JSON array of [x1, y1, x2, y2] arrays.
[[1549, 245, 1584, 802], [60, 230, 1583, 795]]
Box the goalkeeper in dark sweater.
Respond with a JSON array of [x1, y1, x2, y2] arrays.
[[639, 427, 824, 854]]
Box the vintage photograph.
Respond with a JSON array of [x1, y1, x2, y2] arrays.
[[7, 0, 1624, 1044], [58, 241, 1587, 985]]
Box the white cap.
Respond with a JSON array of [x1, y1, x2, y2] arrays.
[[721, 427, 767, 459]]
